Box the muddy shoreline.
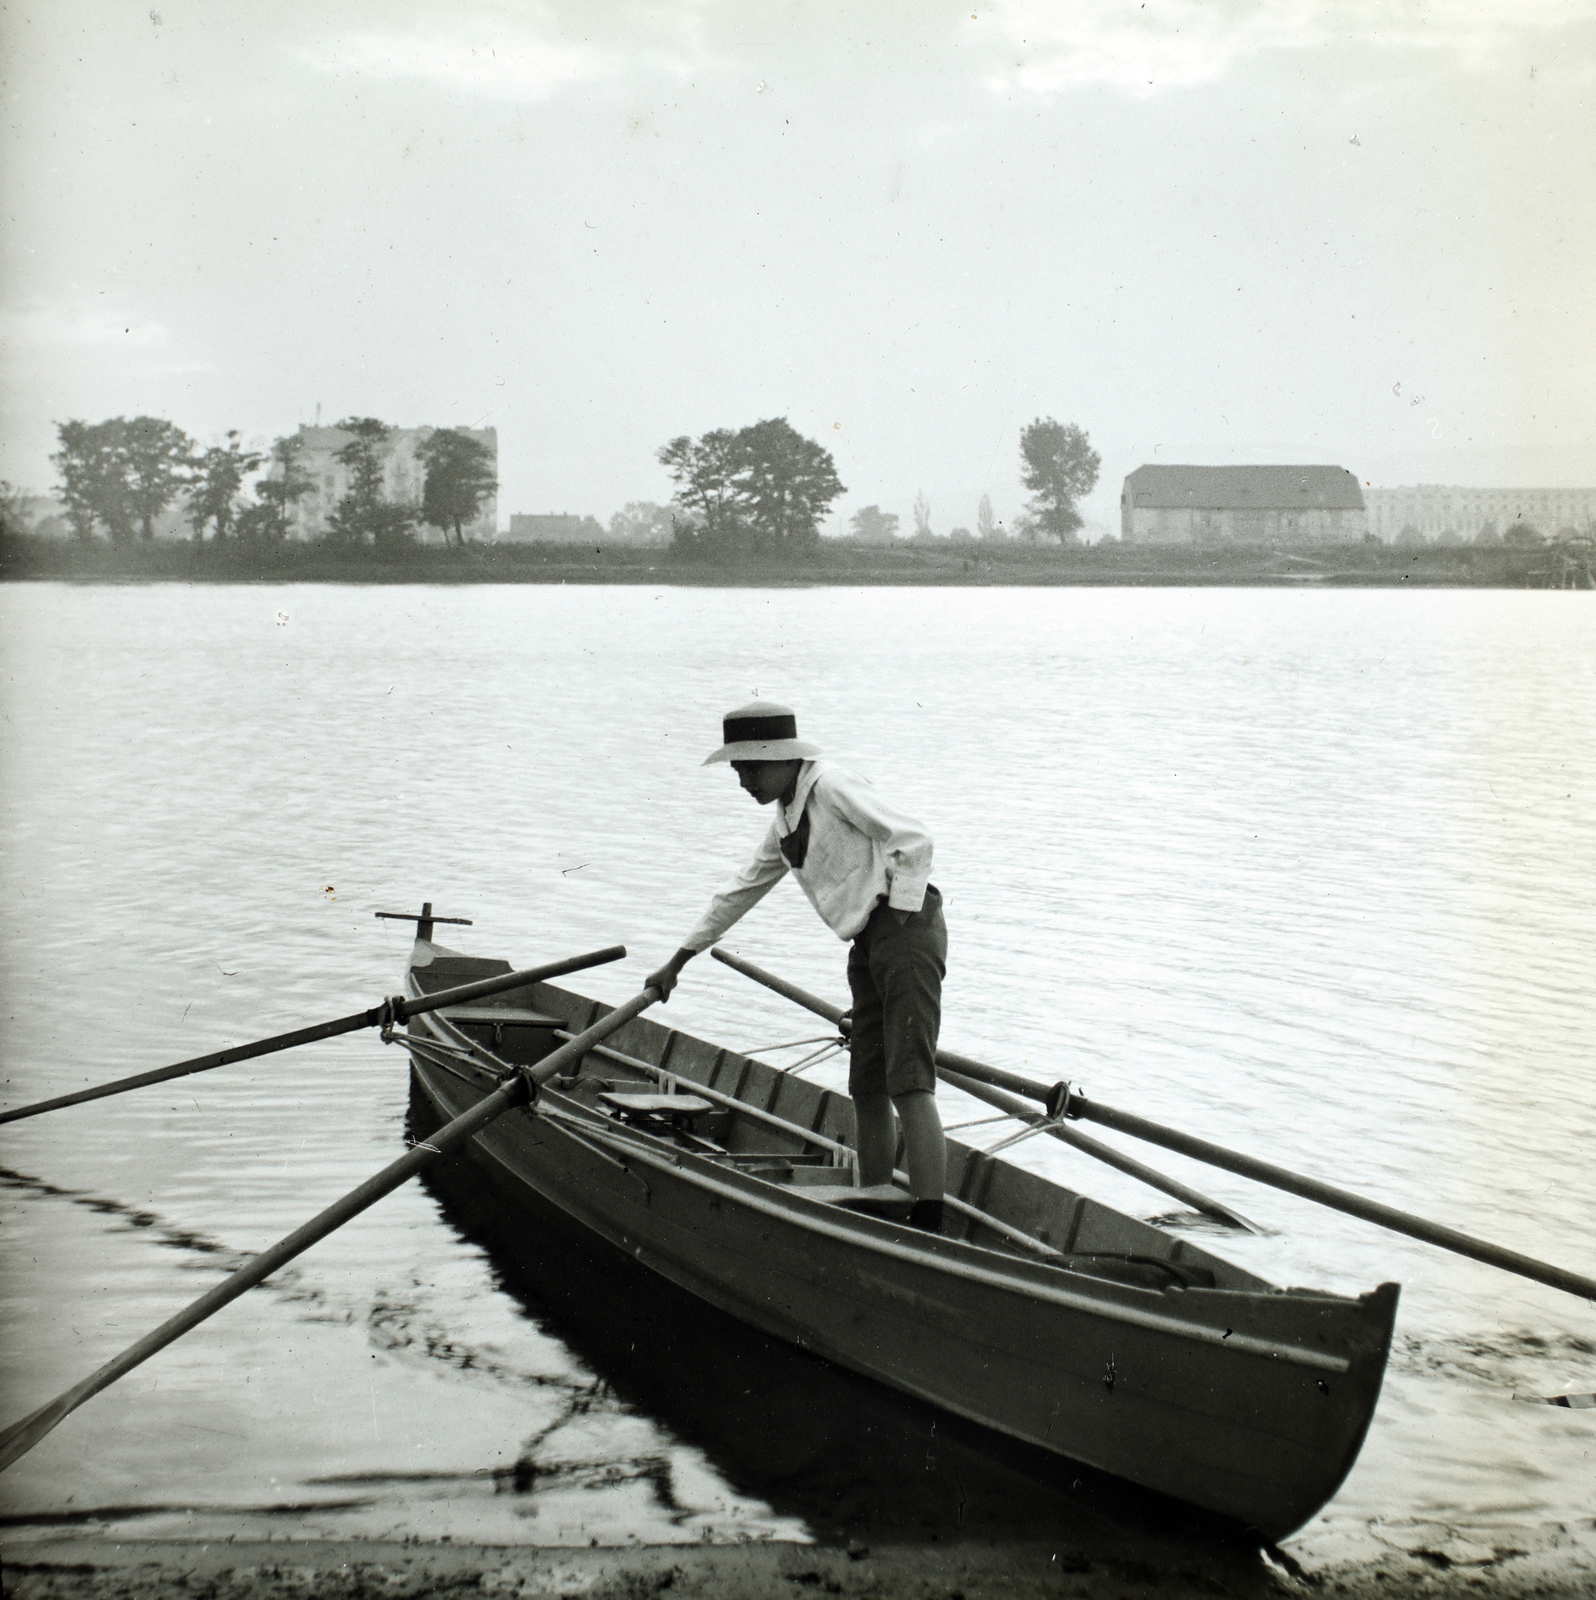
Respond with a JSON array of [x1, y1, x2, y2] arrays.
[[7, 1525, 1595, 1600]]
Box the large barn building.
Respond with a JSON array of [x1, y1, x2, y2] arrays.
[[1120, 465, 1366, 546]]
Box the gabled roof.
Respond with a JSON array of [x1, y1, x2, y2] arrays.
[[1123, 465, 1364, 510]]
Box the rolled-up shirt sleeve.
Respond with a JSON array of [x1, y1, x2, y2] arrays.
[[681, 824, 789, 953], [821, 771, 933, 913]]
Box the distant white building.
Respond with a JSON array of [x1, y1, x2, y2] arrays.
[[504, 512, 605, 543], [1120, 465, 1366, 545], [282, 424, 497, 543], [1363, 485, 1596, 543]]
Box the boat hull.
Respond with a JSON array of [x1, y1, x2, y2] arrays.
[[402, 953, 1396, 1541]]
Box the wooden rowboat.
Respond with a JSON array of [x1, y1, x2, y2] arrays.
[[399, 933, 1399, 1543]]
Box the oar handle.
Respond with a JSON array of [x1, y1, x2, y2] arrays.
[[712, 947, 848, 1025], [395, 947, 627, 1022], [712, 946, 1060, 1106], [713, 947, 1061, 1100], [710, 947, 1254, 1232], [0, 945, 628, 1125], [0, 983, 661, 1473]]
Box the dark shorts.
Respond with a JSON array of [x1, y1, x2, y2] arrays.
[[846, 885, 946, 1100]]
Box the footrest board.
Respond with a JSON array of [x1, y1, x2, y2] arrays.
[[803, 1184, 914, 1219]]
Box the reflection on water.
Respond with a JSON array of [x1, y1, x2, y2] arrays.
[[401, 1088, 1231, 1551], [0, 582, 1592, 1571]]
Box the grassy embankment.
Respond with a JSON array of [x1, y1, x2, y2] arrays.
[[1, 531, 1585, 587]]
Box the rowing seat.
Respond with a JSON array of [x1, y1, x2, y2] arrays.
[[597, 1091, 714, 1136]]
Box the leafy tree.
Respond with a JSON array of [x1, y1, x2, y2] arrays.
[[912, 490, 932, 539], [658, 428, 746, 553], [848, 504, 900, 544], [659, 418, 845, 559], [0, 480, 33, 537], [734, 418, 845, 551], [238, 434, 316, 543], [1504, 519, 1543, 547], [52, 418, 134, 541], [607, 502, 680, 545], [1018, 417, 1100, 543], [50, 416, 192, 541], [419, 428, 497, 546], [325, 417, 415, 549], [977, 493, 1001, 541], [122, 416, 197, 539], [186, 431, 264, 541]]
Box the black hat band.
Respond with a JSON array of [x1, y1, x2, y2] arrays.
[[723, 711, 799, 744]]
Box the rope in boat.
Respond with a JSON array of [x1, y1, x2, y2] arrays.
[[776, 1040, 845, 1075], [942, 1112, 1020, 1133], [980, 1116, 1067, 1157], [741, 1033, 850, 1075], [741, 1034, 838, 1054]]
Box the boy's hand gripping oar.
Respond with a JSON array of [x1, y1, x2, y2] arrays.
[[0, 946, 627, 1126], [711, 947, 1596, 1305], [709, 946, 1257, 1232], [0, 979, 663, 1472]]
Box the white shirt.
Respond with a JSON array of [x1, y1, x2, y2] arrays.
[[682, 759, 934, 951]]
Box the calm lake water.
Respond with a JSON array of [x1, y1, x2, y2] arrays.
[[1, 582, 1592, 1570]]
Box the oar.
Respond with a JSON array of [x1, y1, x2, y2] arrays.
[[711, 947, 1596, 1306], [0, 946, 627, 1126], [0, 984, 661, 1473], [708, 947, 1259, 1232]]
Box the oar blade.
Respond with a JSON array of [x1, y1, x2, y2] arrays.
[[0, 1395, 78, 1473], [0, 980, 661, 1474]]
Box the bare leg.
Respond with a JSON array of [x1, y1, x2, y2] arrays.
[[853, 1092, 897, 1187], [893, 1089, 946, 1200]]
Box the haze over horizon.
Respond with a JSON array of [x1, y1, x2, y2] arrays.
[[3, 2, 1592, 539]]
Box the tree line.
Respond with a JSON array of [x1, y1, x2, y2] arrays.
[[658, 413, 1099, 559], [19, 406, 1097, 561], [41, 416, 496, 548]]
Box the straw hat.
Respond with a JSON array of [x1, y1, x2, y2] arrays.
[[703, 702, 823, 765]]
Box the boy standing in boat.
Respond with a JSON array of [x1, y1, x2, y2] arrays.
[[646, 703, 948, 1233]]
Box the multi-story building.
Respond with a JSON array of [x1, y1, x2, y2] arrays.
[[1363, 485, 1596, 543], [282, 424, 497, 543], [1120, 465, 1366, 545]]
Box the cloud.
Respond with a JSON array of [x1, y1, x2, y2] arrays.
[[984, 0, 1596, 98], [304, 26, 613, 100], [0, 306, 172, 353]]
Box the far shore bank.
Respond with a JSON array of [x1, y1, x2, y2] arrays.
[[2, 533, 1588, 588]]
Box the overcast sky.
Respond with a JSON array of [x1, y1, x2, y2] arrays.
[[3, 1, 1592, 536]]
